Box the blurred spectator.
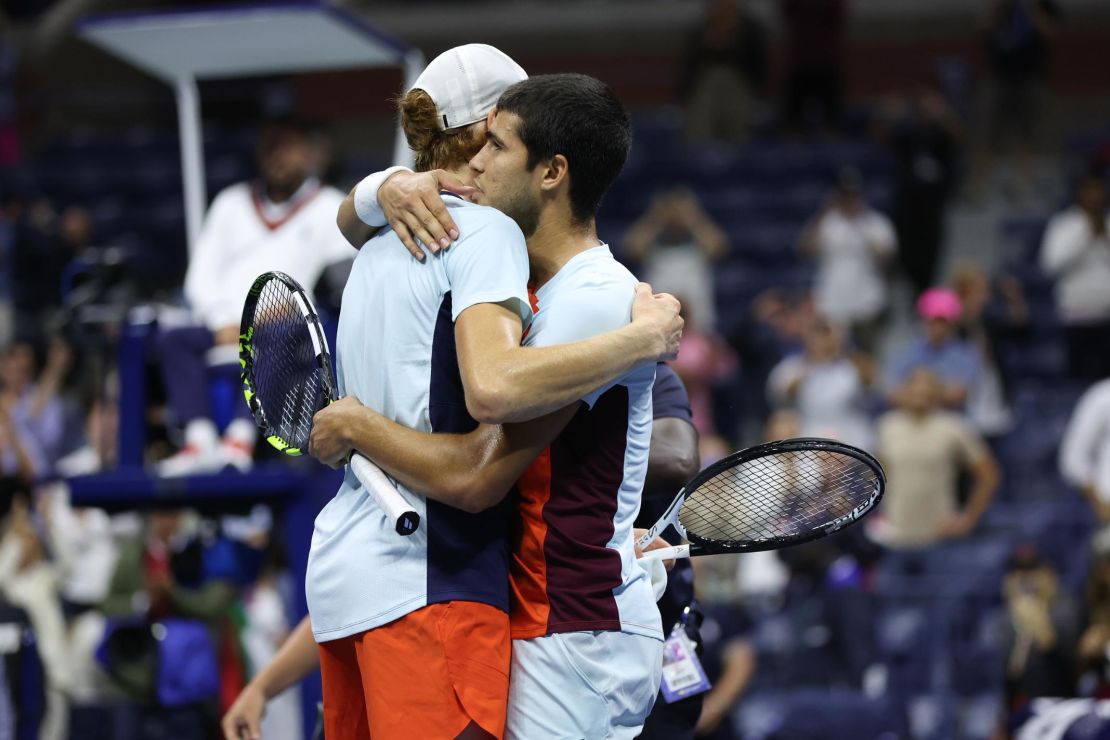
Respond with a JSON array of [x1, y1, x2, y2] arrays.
[[158, 117, 353, 476], [0, 196, 13, 348], [12, 204, 91, 331], [239, 545, 301, 740], [885, 287, 981, 412], [1060, 377, 1110, 523], [0, 338, 70, 474], [781, 0, 847, 133], [1039, 170, 1110, 379], [1078, 529, 1110, 694], [1001, 545, 1077, 712], [678, 0, 768, 144], [728, 289, 814, 444], [874, 367, 999, 549], [671, 304, 737, 463], [767, 316, 875, 449], [691, 609, 756, 740], [100, 510, 241, 736], [875, 90, 963, 297], [623, 188, 727, 330], [983, 0, 1061, 198], [0, 495, 70, 740], [952, 264, 1030, 437], [800, 168, 897, 353]]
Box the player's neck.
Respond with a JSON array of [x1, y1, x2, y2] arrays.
[[527, 215, 600, 289]]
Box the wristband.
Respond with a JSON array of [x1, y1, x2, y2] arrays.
[[353, 166, 412, 227]]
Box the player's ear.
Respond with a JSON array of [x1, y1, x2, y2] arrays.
[[539, 154, 569, 193]]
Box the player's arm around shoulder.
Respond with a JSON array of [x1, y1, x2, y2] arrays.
[[455, 279, 684, 425], [309, 395, 578, 514]]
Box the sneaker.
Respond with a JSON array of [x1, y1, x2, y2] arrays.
[[158, 443, 226, 477], [222, 439, 254, 473]]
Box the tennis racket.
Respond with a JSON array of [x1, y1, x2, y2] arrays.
[[240, 271, 420, 536], [638, 438, 884, 560]]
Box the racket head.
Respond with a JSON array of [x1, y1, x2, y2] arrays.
[[678, 437, 885, 555], [239, 271, 337, 456]]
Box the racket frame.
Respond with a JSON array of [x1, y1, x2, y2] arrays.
[[240, 271, 421, 536]]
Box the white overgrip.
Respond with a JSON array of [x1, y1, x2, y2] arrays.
[[350, 454, 421, 535]]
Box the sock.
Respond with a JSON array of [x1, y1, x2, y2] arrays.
[[184, 419, 220, 451], [224, 418, 258, 448]]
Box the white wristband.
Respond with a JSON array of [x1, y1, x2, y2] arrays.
[[353, 166, 412, 227]]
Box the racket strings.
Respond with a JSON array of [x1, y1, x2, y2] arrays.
[[247, 280, 330, 449], [678, 449, 880, 547]]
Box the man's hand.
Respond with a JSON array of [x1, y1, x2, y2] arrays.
[[222, 682, 266, 740], [630, 284, 683, 360], [634, 527, 676, 571], [379, 170, 476, 261], [309, 396, 366, 468]]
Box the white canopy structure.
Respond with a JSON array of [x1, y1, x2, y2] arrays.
[[78, 2, 423, 253]]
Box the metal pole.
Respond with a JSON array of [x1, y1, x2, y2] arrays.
[[174, 75, 207, 256], [392, 49, 425, 168]]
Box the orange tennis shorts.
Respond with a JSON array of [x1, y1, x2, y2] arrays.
[[318, 601, 511, 740]]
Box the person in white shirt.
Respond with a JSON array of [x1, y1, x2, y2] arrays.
[[1060, 378, 1110, 522], [1040, 170, 1110, 379], [801, 167, 896, 353], [157, 117, 354, 476], [767, 316, 875, 449]]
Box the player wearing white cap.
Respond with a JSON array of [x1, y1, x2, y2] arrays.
[[303, 45, 680, 740], [315, 71, 672, 739]]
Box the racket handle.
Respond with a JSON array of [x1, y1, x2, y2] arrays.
[[350, 454, 421, 536], [638, 544, 691, 562]]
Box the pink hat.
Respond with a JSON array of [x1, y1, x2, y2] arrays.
[[917, 287, 962, 321]]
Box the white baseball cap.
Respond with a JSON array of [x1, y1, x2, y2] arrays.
[[409, 44, 528, 131]]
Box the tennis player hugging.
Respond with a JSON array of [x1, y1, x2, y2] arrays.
[[294, 45, 685, 740]]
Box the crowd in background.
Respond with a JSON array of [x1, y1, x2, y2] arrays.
[[1, 0, 1110, 738]]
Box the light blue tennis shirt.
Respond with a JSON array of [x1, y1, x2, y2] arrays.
[[305, 195, 532, 643]]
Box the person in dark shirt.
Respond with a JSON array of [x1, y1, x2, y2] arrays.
[[983, 0, 1062, 198], [678, 0, 769, 144], [637, 362, 705, 739]]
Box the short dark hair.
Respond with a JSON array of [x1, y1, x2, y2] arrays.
[[496, 74, 631, 223]]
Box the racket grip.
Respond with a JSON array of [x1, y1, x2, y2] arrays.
[[638, 544, 691, 562], [350, 454, 421, 536]]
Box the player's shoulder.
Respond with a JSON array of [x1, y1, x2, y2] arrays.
[[551, 246, 637, 308], [444, 196, 522, 237]]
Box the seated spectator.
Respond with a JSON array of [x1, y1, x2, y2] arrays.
[[800, 168, 896, 353], [951, 263, 1030, 438], [1078, 529, 1110, 694], [1040, 169, 1110, 379], [678, 0, 768, 144], [671, 303, 737, 463], [766, 316, 875, 449], [1001, 545, 1077, 713], [0, 494, 70, 739], [101, 510, 243, 736], [885, 287, 980, 412], [873, 367, 999, 549], [158, 117, 354, 476], [623, 187, 727, 331], [1059, 376, 1110, 522], [0, 338, 69, 475], [728, 289, 814, 444]]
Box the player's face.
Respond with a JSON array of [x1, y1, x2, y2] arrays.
[[469, 110, 543, 237]]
